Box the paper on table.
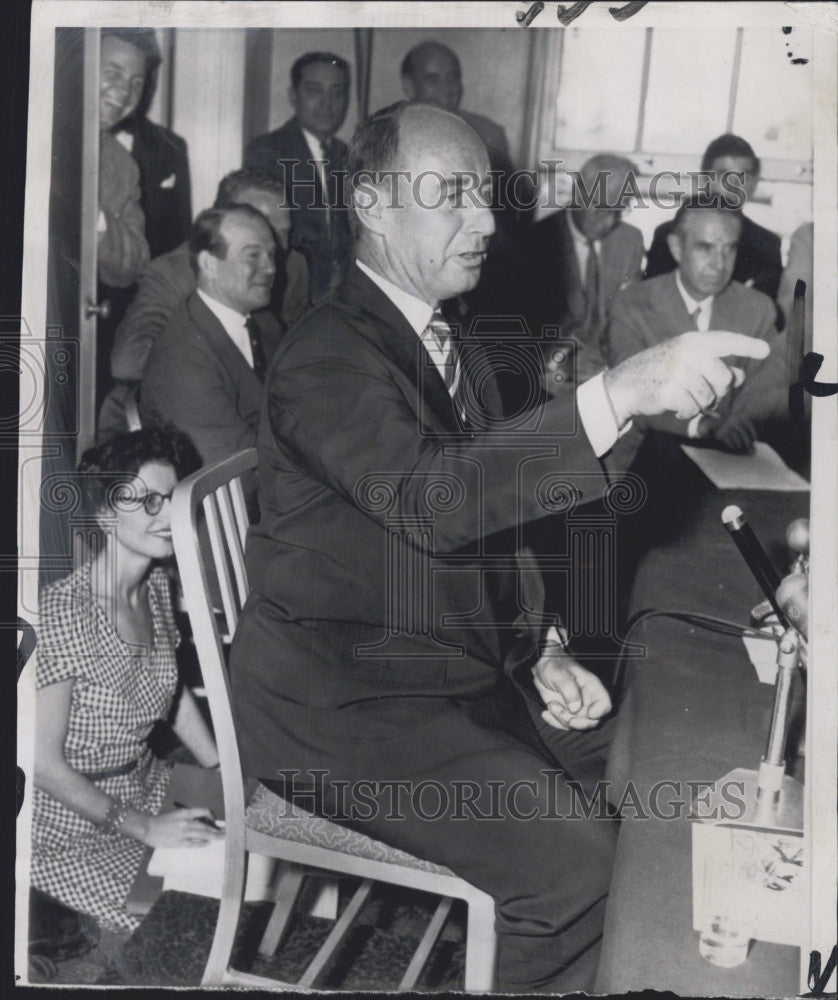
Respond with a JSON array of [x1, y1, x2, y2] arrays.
[[680, 442, 810, 492], [148, 824, 277, 901], [742, 634, 780, 684]]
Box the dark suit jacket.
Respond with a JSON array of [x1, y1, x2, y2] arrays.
[[607, 271, 787, 446], [524, 213, 645, 375], [244, 117, 353, 303], [228, 264, 610, 779], [110, 242, 309, 384], [119, 116, 193, 259], [646, 213, 782, 303], [138, 290, 282, 468]]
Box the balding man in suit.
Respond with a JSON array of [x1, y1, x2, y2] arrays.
[[230, 102, 771, 992], [401, 41, 521, 222]]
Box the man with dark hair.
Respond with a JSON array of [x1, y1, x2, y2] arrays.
[[101, 28, 192, 259], [245, 51, 353, 303], [229, 102, 771, 992], [645, 133, 782, 300], [139, 204, 281, 469], [609, 198, 787, 455]]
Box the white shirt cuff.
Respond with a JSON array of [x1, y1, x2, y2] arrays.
[[577, 371, 632, 458], [686, 413, 704, 438], [97, 209, 107, 234]]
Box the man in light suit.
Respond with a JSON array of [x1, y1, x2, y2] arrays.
[[608, 198, 787, 456], [229, 103, 770, 992], [102, 27, 193, 260], [244, 51, 353, 303], [139, 205, 282, 471]]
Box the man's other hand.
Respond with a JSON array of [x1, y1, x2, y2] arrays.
[[603, 331, 769, 426], [532, 652, 612, 731], [710, 415, 757, 454]]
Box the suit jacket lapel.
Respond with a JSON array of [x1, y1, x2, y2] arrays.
[[339, 266, 463, 432], [186, 292, 263, 404]]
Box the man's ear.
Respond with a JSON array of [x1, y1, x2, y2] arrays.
[[666, 230, 683, 265], [197, 249, 218, 279], [351, 179, 389, 238], [402, 75, 416, 101], [288, 86, 299, 113]]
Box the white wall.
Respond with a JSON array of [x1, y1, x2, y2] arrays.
[[171, 29, 247, 215], [366, 28, 532, 166]]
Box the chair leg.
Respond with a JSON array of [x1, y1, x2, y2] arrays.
[[201, 842, 247, 985], [463, 894, 497, 993], [258, 862, 306, 956], [307, 877, 339, 920]]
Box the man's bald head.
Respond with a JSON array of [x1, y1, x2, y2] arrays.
[[570, 153, 638, 242], [401, 41, 463, 113], [348, 102, 494, 304]]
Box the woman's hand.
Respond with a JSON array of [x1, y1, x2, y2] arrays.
[[132, 807, 223, 848]]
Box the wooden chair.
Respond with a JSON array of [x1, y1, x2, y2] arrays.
[[170, 449, 497, 990]]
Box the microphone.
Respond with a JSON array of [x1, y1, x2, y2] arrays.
[[775, 573, 809, 642], [785, 518, 810, 557], [722, 505, 788, 627]]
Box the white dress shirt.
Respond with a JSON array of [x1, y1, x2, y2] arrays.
[[197, 288, 254, 367], [675, 271, 715, 437], [355, 259, 623, 457], [675, 271, 713, 332], [567, 212, 601, 276], [302, 126, 331, 223]]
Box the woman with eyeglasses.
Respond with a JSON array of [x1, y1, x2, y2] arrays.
[[31, 427, 221, 939]]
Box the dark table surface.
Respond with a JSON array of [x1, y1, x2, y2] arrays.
[[595, 438, 809, 995]]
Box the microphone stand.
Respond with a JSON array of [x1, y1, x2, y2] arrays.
[[691, 628, 805, 948]]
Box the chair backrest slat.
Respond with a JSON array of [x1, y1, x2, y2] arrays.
[[170, 449, 259, 835], [228, 476, 250, 552], [203, 492, 239, 635], [215, 483, 249, 610]]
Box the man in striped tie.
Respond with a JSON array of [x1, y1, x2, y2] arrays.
[[232, 102, 772, 993]]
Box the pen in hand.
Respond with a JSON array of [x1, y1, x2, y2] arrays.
[[173, 800, 223, 830]]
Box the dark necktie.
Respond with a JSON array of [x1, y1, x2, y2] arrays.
[[583, 240, 604, 355], [246, 316, 267, 382], [691, 305, 703, 331]]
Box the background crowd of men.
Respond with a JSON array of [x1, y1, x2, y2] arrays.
[[90, 32, 808, 478]]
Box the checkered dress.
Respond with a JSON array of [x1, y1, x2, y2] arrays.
[[31, 562, 180, 932]]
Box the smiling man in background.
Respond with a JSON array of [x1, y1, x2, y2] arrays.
[[139, 205, 282, 469], [245, 51, 353, 303]]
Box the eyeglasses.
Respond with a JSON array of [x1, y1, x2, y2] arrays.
[[138, 491, 174, 516]]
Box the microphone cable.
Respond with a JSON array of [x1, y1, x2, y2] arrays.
[[612, 607, 781, 693]]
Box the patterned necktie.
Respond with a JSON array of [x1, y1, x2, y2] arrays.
[[246, 316, 267, 382], [423, 310, 467, 423]]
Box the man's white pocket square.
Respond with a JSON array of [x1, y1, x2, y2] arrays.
[[160, 174, 177, 189]]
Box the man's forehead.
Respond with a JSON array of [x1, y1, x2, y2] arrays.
[[298, 61, 346, 86], [222, 213, 271, 243], [416, 49, 459, 77], [101, 35, 145, 67], [681, 210, 741, 239], [398, 112, 487, 172]]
